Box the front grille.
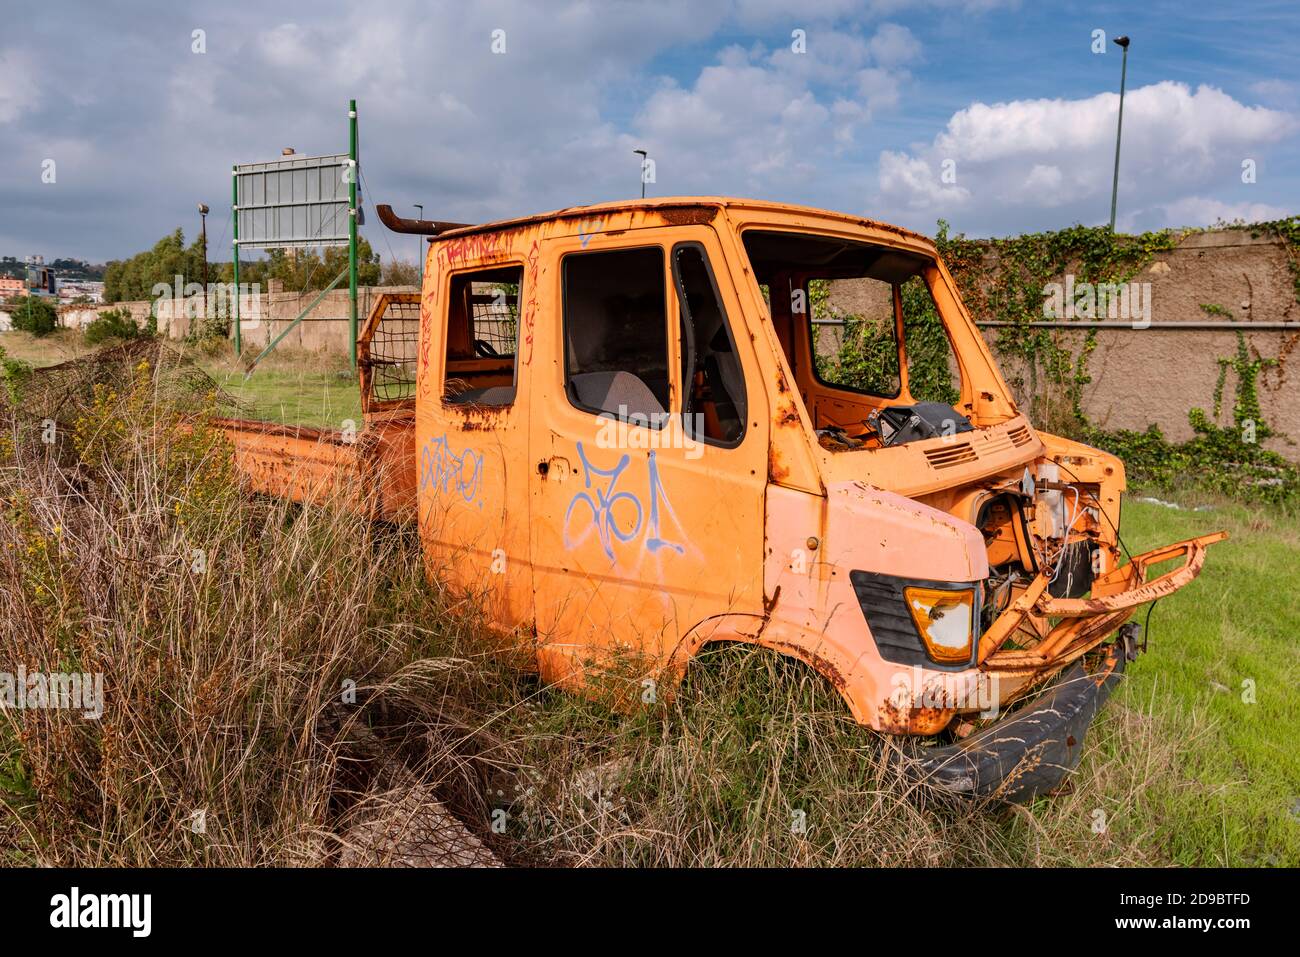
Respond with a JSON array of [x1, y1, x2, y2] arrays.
[[923, 424, 1034, 470]]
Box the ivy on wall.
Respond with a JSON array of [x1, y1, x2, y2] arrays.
[[933, 219, 1183, 433], [1093, 304, 1297, 506]]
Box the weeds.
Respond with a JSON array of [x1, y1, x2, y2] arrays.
[[0, 369, 1276, 866]]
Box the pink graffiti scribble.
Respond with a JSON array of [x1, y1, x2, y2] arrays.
[[522, 239, 541, 365], [436, 231, 503, 268], [418, 288, 436, 392]]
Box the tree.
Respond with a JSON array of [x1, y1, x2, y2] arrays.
[[103, 228, 206, 303], [103, 229, 384, 302], [9, 296, 59, 336], [209, 238, 381, 291], [380, 259, 419, 286], [84, 307, 145, 345]]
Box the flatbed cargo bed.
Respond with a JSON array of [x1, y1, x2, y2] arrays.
[[213, 410, 415, 521]]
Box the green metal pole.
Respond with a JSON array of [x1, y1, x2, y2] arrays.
[[348, 98, 359, 370], [1108, 44, 1128, 232], [232, 165, 241, 355]]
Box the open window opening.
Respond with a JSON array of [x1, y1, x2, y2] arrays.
[[740, 229, 965, 450], [562, 246, 670, 424], [672, 243, 747, 445], [360, 293, 420, 412], [443, 265, 522, 407]]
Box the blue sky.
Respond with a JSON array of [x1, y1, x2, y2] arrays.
[[1, 0, 1297, 263]]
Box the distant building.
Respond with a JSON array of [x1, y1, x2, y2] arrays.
[[0, 276, 24, 300], [57, 279, 105, 303]]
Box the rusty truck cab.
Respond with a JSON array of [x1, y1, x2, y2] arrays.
[[350, 197, 1225, 800]]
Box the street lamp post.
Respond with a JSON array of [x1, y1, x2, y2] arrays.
[[198, 203, 209, 290], [633, 149, 648, 199], [1108, 35, 1130, 232], [414, 203, 424, 285]]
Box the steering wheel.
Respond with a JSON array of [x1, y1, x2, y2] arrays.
[[473, 338, 500, 358]]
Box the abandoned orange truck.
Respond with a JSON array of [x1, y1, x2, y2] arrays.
[[215, 197, 1226, 802]]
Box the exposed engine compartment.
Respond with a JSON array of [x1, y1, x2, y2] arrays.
[[971, 465, 1110, 634]]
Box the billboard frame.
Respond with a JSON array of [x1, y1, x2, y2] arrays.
[[232, 99, 360, 369]]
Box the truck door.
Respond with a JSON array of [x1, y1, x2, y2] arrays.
[[418, 258, 533, 632], [528, 227, 768, 690]]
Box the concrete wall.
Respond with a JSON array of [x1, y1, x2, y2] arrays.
[[827, 228, 1299, 459], [1054, 232, 1296, 453], [61, 283, 419, 354]]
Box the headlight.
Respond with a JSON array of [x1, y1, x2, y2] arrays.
[[850, 571, 981, 669], [903, 586, 975, 664]]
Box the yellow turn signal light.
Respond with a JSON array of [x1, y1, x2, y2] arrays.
[[903, 586, 975, 664]]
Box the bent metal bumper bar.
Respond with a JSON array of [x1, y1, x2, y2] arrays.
[[977, 531, 1228, 682]]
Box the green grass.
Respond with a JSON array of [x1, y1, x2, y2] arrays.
[[202, 364, 362, 429], [1105, 494, 1300, 864], [0, 330, 363, 429]]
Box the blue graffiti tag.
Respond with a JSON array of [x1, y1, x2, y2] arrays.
[[564, 442, 684, 561], [420, 434, 485, 506], [644, 453, 684, 555]]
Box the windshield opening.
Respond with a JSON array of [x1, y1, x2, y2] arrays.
[[741, 229, 965, 450]]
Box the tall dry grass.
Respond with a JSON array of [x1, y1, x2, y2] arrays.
[[0, 354, 526, 865], [0, 352, 1193, 866]]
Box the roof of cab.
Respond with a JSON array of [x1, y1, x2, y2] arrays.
[[430, 196, 934, 249]]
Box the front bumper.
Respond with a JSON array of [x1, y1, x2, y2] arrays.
[[910, 640, 1128, 802], [895, 532, 1226, 799], [978, 531, 1227, 682]]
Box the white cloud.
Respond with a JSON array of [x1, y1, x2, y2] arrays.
[[1250, 79, 1297, 109], [878, 152, 969, 208], [0, 49, 40, 124], [873, 81, 1298, 233], [863, 0, 1019, 14], [629, 19, 919, 198], [733, 0, 1017, 24], [257, 23, 315, 70], [857, 66, 904, 114], [1022, 163, 1064, 202], [1160, 196, 1292, 228], [634, 48, 831, 188], [867, 23, 921, 68]]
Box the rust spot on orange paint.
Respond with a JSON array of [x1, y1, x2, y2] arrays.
[[877, 697, 955, 735], [763, 584, 782, 616], [775, 402, 801, 429], [657, 206, 718, 227], [767, 640, 848, 692], [768, 444, 790, 484]]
